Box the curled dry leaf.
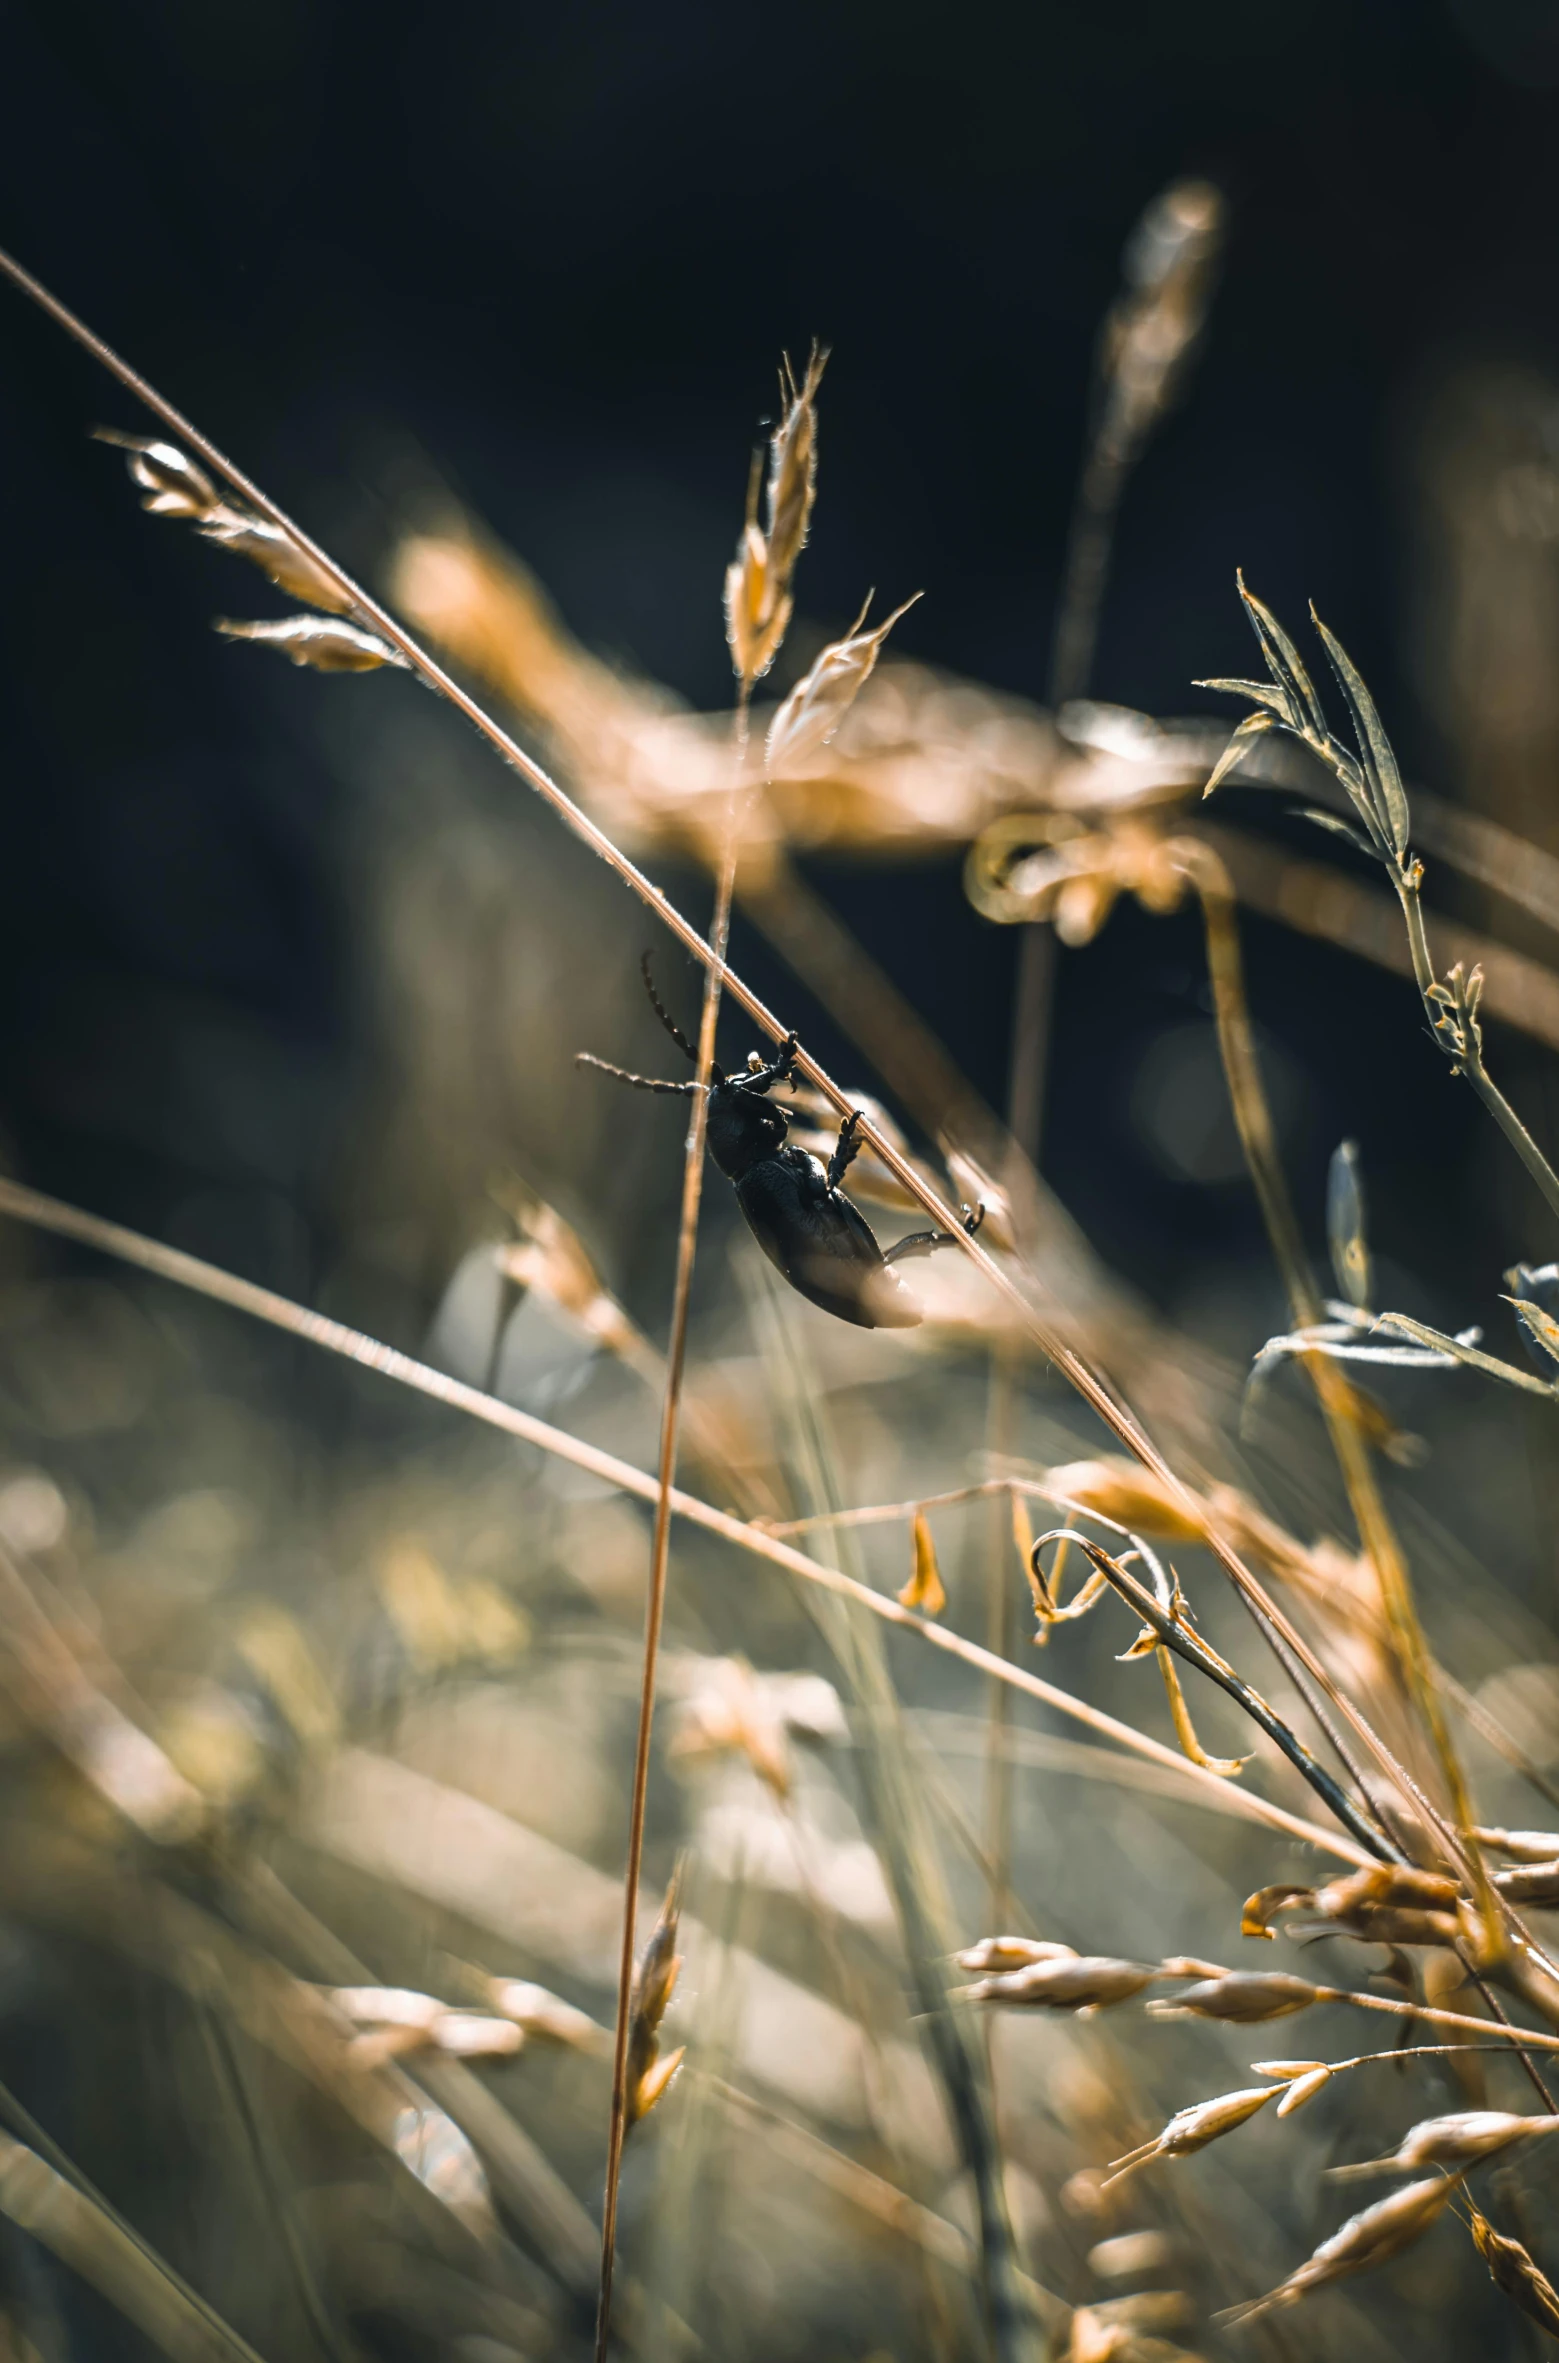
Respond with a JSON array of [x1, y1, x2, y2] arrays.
[[215, 615, 405, 672], [898, 1512, 946, 1617], [1223, 2175, 1461, 2326], [1469, 2205, 1559, 2341], [765, 593, 922, 777]]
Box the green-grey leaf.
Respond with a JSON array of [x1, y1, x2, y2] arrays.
[[1327, 1139, 1372, 1312], [1192, 677, 1299, 724], [1309, 609, 1411, 861], [1202, 711, 1274, 798], [1236, 572, 1327, 737], [1296, 807, 1389, 862]]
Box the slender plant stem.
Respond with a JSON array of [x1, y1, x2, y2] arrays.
[[595, 703, 748, 2360]]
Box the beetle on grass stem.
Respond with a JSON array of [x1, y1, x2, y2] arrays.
[[579, 957, 983, 1329]]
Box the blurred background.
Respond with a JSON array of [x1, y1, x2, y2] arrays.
[[0, 4, 1557, 2359]]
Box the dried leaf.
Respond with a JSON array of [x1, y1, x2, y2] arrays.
[[1242, 1884, 1313, 1941], [1156, 1648, 1247, 1777], [214, 615, 403, 672], [899, 1512, 946, 1617]]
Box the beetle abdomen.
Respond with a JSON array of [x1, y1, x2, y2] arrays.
[[735, 1153, 921, 1329]]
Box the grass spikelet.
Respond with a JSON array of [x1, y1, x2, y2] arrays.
[[213, 615, 406, 671], [1101, 2085, 1275, 2189], [625, 1859, 686, 2129], [1468, 2206, 1559, 2341], [92, 425, 221, 517], [1221, 2175, 1461, 2326], [723, 341, 827, 687], [195, 509, 355, 612], [1328, 2109, 1559, 2178], [1149, 1971, 1318, 2025], [961, 1954, 1158, 2012], [765, 591, 921, 776], [899, 1511, 946, 1616]]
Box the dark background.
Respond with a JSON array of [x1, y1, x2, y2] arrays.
[[4, 0, 1559, 1344]]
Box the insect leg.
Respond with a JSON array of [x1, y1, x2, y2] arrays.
[[881, 1203, 986, 1265], [827, 1109, 866, 1190]]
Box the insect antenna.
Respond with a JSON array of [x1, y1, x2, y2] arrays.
[[576, 1052, 696, 1097], [640, 952, 698, 1063]]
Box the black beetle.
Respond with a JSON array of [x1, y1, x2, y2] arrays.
[[578, 957, 982, 1329]]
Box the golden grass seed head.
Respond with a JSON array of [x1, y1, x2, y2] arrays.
[[764, 592, 921, 777], [1042, 1458, 1207, 1544], [763, 343, 827, 605], [1385, 2111, 1559, 2172], [1469, 2206, 1559, 2338], [965, 1955, 1157, 2011], [1150, 1972, 1319, 2025], [626, 1860, 685, 2129], [956, 1937, 1078, 1974], [1223, 2176, 1460, 2325], [1276, 2067, 1333, 2117], [213, 615, 404, 672]]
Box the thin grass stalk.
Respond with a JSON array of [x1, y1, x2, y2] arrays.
[[596, 719, 748, 2361]]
